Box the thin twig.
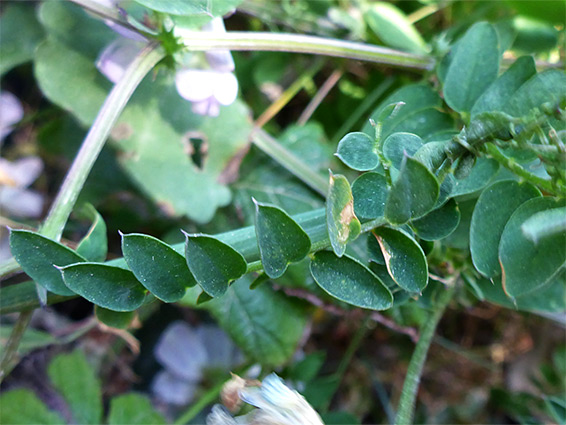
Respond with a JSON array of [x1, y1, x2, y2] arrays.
[[297, 69, 343, 125]]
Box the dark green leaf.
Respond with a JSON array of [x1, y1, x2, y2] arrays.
[[76, 205, 108, 262], [352, 172, 388, 220], [544, 396, 566, 424], [500, 197, 566, 298], [512, 16, 559, 53], [95, 306, 136, 329], [326, 172, 361, 257], [367, 233, 385, 265], [107, 393, 166, 425], [0, 390, 64, 424], [382, 132, 423, 169], [122, 233, 194, 302], [444, 22, 500, 114], [254, 200, 311, 278], [470, 180, 540, 277], [412, 199, 461, 241], [452, 157, 499, 197], [336, 132, 379, 171], [196, 291, 214, 305], [371, 227, 428, 293], [48, 351, 102, 425], [184, 234, 247, 297], [386, 108, 454, 140], [413, 141, 448, 174], [60, 263, 147, 311], [521, 207, 566, 243], [384, 156, 439, 225], [310, 251, 393, 310], [9, 229, 85, 296]]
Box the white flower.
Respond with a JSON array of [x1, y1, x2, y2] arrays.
[[0, 91, 24, 143], [0, 156, 44, 219]]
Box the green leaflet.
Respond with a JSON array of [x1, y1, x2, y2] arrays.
[[9, 229, 85, 296], [412, 199, 461, 241], [76, 204, 108, 262], [107, 394, 166, 425], [500, 197, 566, 298], [382, 132, 423, 169], [326, 172, 361, 257], [521, 207, 566, 243], [372, 227, 428, 293], [352, 172, 388, 220], [443, 22, 501, 114], [336, 132, 379, 171], [60, 263, 147, 311], [253, 200, 311, 278], [133, 0, 242, 17], [310, 251, 393, 311], [95, 306, 136, 329], [184, 234, 247, 297], [470, 180, 541, 278], [451, 157, 499, 197], [0, 390, 64, 424], [122, 233, 195, 302]]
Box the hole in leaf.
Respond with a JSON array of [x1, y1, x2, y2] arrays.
[[183, 131, 208, 170]]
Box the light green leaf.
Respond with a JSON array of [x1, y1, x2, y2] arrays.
[[122, 233, 194, 302], [184, 234, 247, 297], [95, 306, 136, 329], [310, 251, 393, 310], [372, 227, 428, 293], [108, 393, 166, 425], [327, 173, 361, 257], [470, 180, 540, 278], [336, 132, 379, 171], [48, 351, 102, 425], [384, 156, 439, 225], [521, 207, 566, 243], [254, 200, 311, 278], [60, 263, 147, 311], [382, 132, 423, 169], [352, 172, 388, 220], [207, 276, 308, 366], [444, 22, 500, 114], [412, 199, 461, 241], [133, 0, 241, 17], [364, 2, 427, 54], [9, 229, 85, 296], [0, 390, 64, 425], [76, 205, 108, 262], [500, 197, 566, 298]]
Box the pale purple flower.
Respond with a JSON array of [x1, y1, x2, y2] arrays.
[[0, 91, 24, 143], [0, 156, 44, 219], [97, 38, 145, 84]]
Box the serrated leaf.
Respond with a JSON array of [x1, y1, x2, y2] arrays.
[[500, 197, 566, 298], [384, 156, 439, 225], [521, 207, 566, 243], [95, 306, 136, 329], [0, 390, 64, 425], [9, 229, 85, 296], [336, 132, 379, 171], [382, 132, 423, 169], [107, 393, 166, 425], [184, 234, 247, 297], [207, 276, 308, 366], [412, 199, 461, 241], [327, 173, 361, 257], [48, 351, 102, 425], [76, 205, 108, 262], [310, 251, 393, 310], [122, 233, 194, 302], [60, 263, 146, 311], [444, 22, 501, 114], [470, 180, 541, 278], [253, 200, 311, 278], [352, 172, 388, 220], [372, 227, 428, 293]]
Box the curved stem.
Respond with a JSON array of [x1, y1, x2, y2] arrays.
[[394, 284, 455, 425]]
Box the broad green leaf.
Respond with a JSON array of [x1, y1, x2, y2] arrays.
[[9, 229, 85, 296], [184, 234, 247, 297], [470, 180, 540, 277], [444, 22, 500, 114], [48, 351, 102, 425], [364, 2, 427, 54], [253, 200, 311, 278], [95, 306, 136, 329], [387, 108, 454, 139], [122, 233, 194, 302], [76, 204, 108, 262], [412, 199, 461, 241], [471, 56, 537, 117], [310, 251, 393, 310], [327, 173, 361, 257], [500, 197, 566, 298], [0, 327, 56, 358], [451, 157, 499, 197], [512, 16, 559, 53], [0, 3, 44, 76], [336, 132, 379, 171], [60, 263, 147, 311], [384, 156, 439, 225], [382, 132, 423, 169], [521, 207, 566, 243], [133, 0, 241, 17], [0, 390, 64, 425], [508, 0, 566, 25], [371, 227, 428, 293], [207, 276, 308, 366], [352, 172, 388, 220], [108, 393, 166, 425]]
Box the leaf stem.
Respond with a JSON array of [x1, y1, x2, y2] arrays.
[[0, 310, 33, 383], [394, 284, 455, 425]]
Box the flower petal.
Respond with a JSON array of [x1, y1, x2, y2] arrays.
[[176, 69, 215, 102], [202, 18, 235, 72], [0, 188, 44, 218], [0, 156, 43, 188], [0, 92, 24, 142], [213, 72, 238, 106], [96, 39, 144, 84], [191, 98, 220, 117]]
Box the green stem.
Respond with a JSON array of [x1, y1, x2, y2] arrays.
[[173, 379, 227, 425], [0, 310, 33, 383], [394, 284, 455, 425]]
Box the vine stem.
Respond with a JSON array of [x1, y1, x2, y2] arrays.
[[394, 284, 455, 425]]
